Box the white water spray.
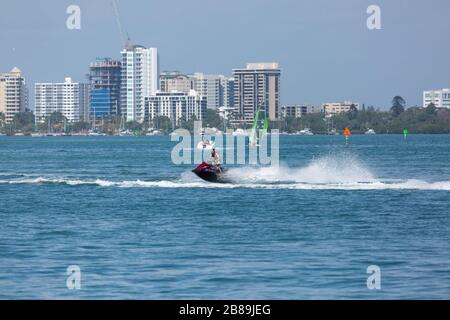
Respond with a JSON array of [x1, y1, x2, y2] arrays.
[[2, 154, 450, 191]]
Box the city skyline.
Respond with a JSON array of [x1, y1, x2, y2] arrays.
[[2, 62, 450, 125], [1, 0, 449, 110]]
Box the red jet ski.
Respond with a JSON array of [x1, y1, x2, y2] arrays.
[[192, 162, 229, 183]]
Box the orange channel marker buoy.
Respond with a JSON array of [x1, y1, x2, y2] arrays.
[[344, 128, 351, 145]]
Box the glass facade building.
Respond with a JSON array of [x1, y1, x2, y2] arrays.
[[89, 58, 121, 120]]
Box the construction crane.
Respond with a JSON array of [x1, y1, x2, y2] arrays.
[[111, 0, 130, 48]]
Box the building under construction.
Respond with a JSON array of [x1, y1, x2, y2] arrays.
[[89, 58, 121, 120]]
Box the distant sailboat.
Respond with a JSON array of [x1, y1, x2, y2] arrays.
[[250, 110, 269, 146]]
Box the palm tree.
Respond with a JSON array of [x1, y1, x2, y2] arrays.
[[46, 112, 67, 133], [12, 111, 35, 134]]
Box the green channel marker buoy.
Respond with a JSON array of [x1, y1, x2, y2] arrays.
[[403, 129, 409, 140]]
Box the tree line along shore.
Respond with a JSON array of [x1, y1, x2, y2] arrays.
[[1, 96, 450, 136]]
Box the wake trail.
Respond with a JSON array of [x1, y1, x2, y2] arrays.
[[1, 153, 450, 191], [1, 176, 450, 190]]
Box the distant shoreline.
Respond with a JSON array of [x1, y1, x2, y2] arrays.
[[1, 133, 449, 137]]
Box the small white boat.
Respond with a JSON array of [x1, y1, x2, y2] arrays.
[[232, 129, 249, 137], [146, 129, 163, 136], [88, 131, 105, 136], [365, 129, 376, 135], [119, 130, 133, 136], [298, 128, 314, 136], [197, 140, 215, 150]]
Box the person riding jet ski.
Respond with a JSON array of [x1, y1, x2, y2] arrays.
[[208, 148, 222, 173], [192, 148, 228, 183]]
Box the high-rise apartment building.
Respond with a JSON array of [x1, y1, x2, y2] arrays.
[[79, 83, 90, 122], [423, 89, 450, 109], [190, 73, 221, 110], [322, 101, 359, 115], [280, 104, 321, 118], [0, 67, 28, 123], [233, 63, 281, 124], [189, 73, 234, 110], [219, 76, 234, 110], [35, 78, 89, 123], [120, 45, 159, 123], [160, 71, 192, 93], [89, 58, 121, 120], [145, 90, 206, 126]]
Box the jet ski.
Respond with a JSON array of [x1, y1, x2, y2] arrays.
[[192, 162, 229, 183]]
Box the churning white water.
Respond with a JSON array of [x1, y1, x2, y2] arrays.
[[2, 153, 450, 191]]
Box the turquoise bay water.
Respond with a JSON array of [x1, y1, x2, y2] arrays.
[[0, 135, 449, 299]]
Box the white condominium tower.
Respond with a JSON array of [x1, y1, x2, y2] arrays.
[[423, 89, 450, 109], [120, 44, 159, 123], [0, 67, 28, 123], [35, 78, 89, 123], [145, 90, 207, 126]]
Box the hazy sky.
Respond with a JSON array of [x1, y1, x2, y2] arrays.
[[1, 0, 449, 109]]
